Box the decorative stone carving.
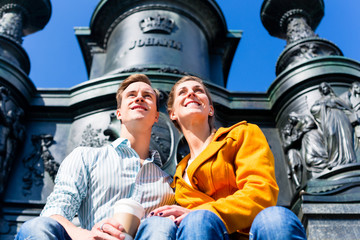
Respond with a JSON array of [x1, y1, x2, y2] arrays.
[[281, 112, 324, 188], [80, 124, 108, 148], [282, 82, 360, 187], [139, 14, 175, 34], [118, 67, 189, 76], [280, 10, 317, 45], [150, 114, 173, 166], [119, 67, 149, 74], [260, 0, 343, 75], [340, 81, 360, 148], [276, 39, 341, 75], [0, 86, 25, 195], [157, 67, 189, 75], [310, 82, 357, 168], [0, 3, 29, 44], [22, 134, 57, 196], [103, 112, 121, 142]]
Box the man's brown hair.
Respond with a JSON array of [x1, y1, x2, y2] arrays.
[[116, 74, 160, 111]]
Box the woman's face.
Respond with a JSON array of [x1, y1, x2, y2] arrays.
[[169, 80, 213, 126]]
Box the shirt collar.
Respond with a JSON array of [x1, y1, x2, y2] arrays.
[[111, 138, 163, 168], [111, 138, 129, 148]]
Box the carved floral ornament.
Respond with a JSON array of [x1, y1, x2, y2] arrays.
[[281, 82, 360, 189]]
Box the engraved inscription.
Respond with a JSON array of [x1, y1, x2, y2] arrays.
[[129, 38, 182, 51]]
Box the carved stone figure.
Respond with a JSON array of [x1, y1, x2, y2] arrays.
[[281, 119, 302, 188], [22, 134, 57, 196], [341, 81, 360, 136], [282, 112, 324, 187], [0, 87, 11, 194], [299, 117, 327, 174], [310, 82, 357, 169], [0, 87, 26, 196]]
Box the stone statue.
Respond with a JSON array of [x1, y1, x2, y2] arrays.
[[282, 112, 325, 187], [0, 87, 11, 194], [340, 81, 360, 139], [22, 134, 57, 196], [310, 82, 357, 169], [0, 87, 26, 195], [281, 118, 302, 189]]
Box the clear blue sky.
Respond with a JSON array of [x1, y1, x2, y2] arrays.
[[22, 0, 360, 92]]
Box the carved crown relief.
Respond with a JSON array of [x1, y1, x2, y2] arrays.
[[139, 14, 175, 34]]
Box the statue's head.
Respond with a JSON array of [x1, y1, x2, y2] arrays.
[[351, 81, 360, 95], [319, 82, 332, 96]]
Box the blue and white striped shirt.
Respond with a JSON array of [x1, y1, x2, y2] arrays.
[[41, 138, 175, 230]]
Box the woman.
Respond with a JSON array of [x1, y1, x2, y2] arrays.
[[135, 76, 306, 240]]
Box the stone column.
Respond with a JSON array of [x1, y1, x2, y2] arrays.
[[0, 0, 51, 234], [73, 0, 240, 175], [261, 0, 360, 239]]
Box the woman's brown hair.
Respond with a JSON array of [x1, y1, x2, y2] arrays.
[[167, 76, 215, 132]]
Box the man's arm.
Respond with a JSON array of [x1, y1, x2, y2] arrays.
[[43, 147, 126, 239], [50, 215, 125, 240]]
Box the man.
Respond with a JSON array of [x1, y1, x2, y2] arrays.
[[16, 74, 175, 240]]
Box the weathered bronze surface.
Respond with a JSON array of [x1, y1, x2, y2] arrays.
[[0, 0, 360, 239]]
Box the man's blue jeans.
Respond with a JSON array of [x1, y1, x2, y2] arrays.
[[136, 207, 307, 240], [15, 216, 71, 240]]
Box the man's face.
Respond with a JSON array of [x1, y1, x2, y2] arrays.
[[116, 82, 159, 126]]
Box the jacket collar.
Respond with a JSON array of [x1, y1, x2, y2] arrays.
[[177, 121, 247, 180]]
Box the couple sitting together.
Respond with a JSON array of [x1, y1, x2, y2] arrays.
[[16, 74, 307, 240]]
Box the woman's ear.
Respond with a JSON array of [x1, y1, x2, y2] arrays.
[[209, 105, 214, 116]]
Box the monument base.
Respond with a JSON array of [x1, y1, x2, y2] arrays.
[[298, 203, 360, 240]]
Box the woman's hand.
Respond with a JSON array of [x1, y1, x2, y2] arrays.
[[149, 205, 191, 225]]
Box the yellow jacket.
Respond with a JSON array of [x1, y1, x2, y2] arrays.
[[171, 121, 279, 238]]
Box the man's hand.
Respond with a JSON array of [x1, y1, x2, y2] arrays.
[[50, 215, 126, 240], [91, 218, 126, 240], [149, 205, 191, 225]]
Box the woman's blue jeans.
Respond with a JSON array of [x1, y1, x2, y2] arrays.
[[136, 207, 307, 240], [249, 206, 307, 240], [135, 209, 229, 240]]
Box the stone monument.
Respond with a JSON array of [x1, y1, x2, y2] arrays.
[[0, 0, 359, 239], [262, 0, 360, 239]]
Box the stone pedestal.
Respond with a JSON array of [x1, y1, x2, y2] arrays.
[[298, 203, 360, 240]]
